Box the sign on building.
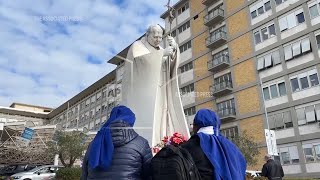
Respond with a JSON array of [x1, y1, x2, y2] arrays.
[[17, 127, 35, 147], [265, 129, 278, 156]]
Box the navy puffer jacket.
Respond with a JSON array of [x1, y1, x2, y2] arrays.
[[81, 120, 152, 180]]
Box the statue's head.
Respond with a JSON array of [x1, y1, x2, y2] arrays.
[[146, 24, 163, 48]]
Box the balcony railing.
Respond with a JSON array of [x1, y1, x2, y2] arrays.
[[210, 81, 233, 96], [202, 0, 219, 6], [204, 8, 224, 27], [217, 108, 236, 121], [205, 31, 227, 49], [208, 54, 230, 72]]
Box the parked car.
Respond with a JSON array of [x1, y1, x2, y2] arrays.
[[0, 165, 39, 177], [246, 170, 262, 177], [11, 165, 63, 180]]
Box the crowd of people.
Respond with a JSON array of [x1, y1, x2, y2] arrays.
[[80, 105, 284, 180]]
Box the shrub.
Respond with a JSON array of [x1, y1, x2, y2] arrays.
[[55, 167, 81, 180]]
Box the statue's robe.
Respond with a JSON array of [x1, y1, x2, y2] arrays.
[[121, 37, 190, 146]]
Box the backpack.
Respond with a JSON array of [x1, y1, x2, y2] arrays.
[[151, 145, 202, 180]]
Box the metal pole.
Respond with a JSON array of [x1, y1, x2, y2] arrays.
[[259, 77, 275, 158], [66, 102, 69, 130], [77, 104, 80, 130]]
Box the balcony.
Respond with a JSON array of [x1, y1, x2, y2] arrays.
[[202, 0, 219, 6], [206, 31, 227, 49], [204, 8, 224, 27], [210, 81, 233, 97], [208, 54, 230, 72], [217, 108, 236, 121]]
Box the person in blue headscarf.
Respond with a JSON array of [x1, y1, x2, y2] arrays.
[[181, 109, 247, 180], [81, 105, 152, 180]]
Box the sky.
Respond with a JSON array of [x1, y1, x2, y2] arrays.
[[0, 0, 178, 108]]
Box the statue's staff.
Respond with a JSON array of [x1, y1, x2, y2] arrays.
[[163, 0, 177, 136], [165, 0, 175, 36]]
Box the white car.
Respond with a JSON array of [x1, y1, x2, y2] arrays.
[[246, 170, 262, 177], [11, 165, 63, 180]]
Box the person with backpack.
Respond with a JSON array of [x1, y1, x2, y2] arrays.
[[181, 109, 247, 180], [81, 105, 152, 180]]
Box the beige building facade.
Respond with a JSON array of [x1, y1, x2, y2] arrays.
[[161, 0, 320, 177]]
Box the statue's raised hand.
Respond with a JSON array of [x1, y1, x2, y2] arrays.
[[164, 46, 174, 56], [167, 36, 177, 49]]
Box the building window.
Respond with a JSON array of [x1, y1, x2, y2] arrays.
[[178, 3, 189, 15], [275, 0, 287, 6], [303, 144, 320, 162], [316, 34, 320, 49], [262, 81, 287, 100], [214, 73, 233, 88], [180, 62, 193, 73], [296, 103, 320, 126], [290, 78, 299, 92], [217, 99, 235, 117], [279, 9, 305, 32], [184, 106, 196, 116], [178, 21, 190, 34], [250, 0, 272, 19], [263, 87, 271, 100], [171, 30, 176, 38], [284, 37, 311, 61], [179, 41, 192, 53], [180, 83, 194, 94], [309, 3, 320, 19], [290, 70, 319, 93], [310, 74, 320, 86], [279, 146, 300, 165], [221, 127, 239, 139], [254, 23, 276, 45], [212, 49, 229, 66], [257, 49, 281, 71], [265, 1, 271, 11], [268, 111, 293, 130]]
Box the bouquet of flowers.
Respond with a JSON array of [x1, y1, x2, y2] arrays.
[[152, 132, 188, 154]]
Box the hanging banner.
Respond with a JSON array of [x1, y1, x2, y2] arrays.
[[0, 122, 4, 130], [265, 129, 278, 156]]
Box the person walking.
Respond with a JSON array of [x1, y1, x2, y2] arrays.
[[261, 154, 284, 180]]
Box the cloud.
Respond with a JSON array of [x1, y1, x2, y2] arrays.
[[0, 0, 178, 108]]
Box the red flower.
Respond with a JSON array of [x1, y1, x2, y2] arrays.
[[153, 147, 160, 153]]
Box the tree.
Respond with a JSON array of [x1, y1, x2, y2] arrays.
[[47, 131, 87, 167], [232, 131, 260, 166]]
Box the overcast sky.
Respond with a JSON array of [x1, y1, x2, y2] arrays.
[[0, 0, 178, 108]]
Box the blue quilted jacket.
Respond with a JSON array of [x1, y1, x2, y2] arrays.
[[81, 120, 152, 180]]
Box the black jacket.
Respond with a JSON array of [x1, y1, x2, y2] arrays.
[[81, 120, 152, 180], [261, 159, 284, 180], [181, 135, 214, 180]]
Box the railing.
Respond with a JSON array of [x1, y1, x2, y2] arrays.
[[208, 54, 230, 70], [205, 31, 227, 46], [217, 108, 236, 118], [204, 8, 224, 24], [211, 81, 233, 93]]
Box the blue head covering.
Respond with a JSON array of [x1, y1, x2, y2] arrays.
[[88, 105, 135, 170], [194, 109, 247, 180]]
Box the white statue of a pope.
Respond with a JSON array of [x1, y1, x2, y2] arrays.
[[121, 24, 190, 146]]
